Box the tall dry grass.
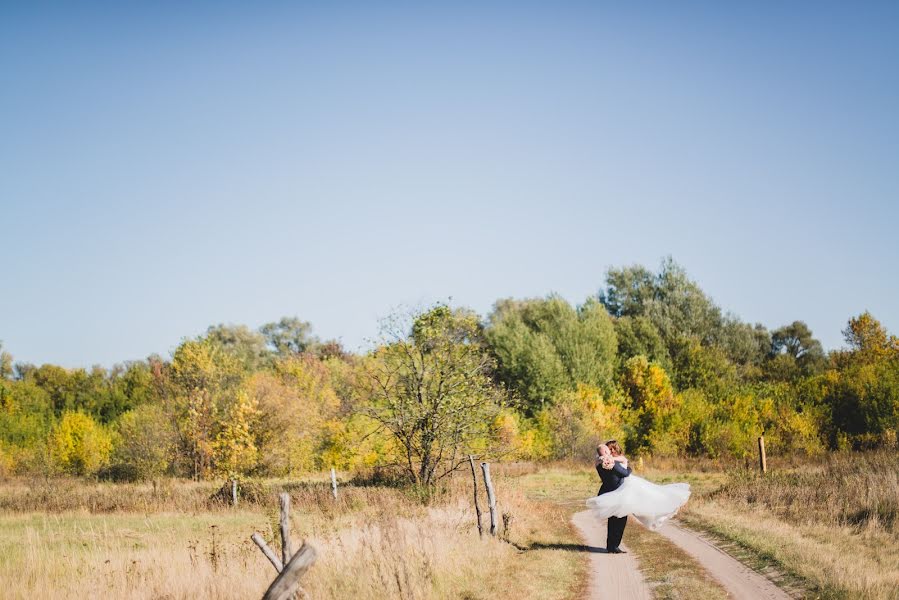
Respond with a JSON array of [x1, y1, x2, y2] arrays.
[[677, 449, 899, 599], [0, 471, 584, 599]]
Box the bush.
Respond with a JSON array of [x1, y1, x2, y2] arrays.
[[47, 412, 112, 476]]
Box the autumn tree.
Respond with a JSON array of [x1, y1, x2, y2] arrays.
[[249, 355, 341, 475], [360, 305, 503, 486], [112, 403, 176, 481], [169, 339, 243, 479], [47, 411, 113, 476]]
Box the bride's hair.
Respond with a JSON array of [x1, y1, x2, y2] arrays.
[[605, 440, 623, 456]]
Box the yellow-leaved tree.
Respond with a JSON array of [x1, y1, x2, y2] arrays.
[[47, 411, 112, 476]]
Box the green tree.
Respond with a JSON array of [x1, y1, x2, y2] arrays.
[[768, 321, 826, 379], [614, 315, 671, 370], [360, 305, 503, 485], [260, 317, 315, 356], [203, 323, 271, 371], [600, 258, 766, 377], [112, 404, 176, 481], [485, 295, 617, 412]]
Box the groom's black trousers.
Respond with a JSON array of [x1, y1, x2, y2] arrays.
[[607, 515, 627, 550]]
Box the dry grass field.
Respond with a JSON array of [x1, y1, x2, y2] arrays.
[[2, 451, 896, 599], [0, 467, 586, 600], [645, 449, 899, 600]]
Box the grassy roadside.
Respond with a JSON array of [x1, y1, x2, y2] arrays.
[[651, 450, 899, 600]]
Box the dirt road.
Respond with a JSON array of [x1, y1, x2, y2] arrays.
[[571, 511, 651, 600], [572, 510, 791, 600], [654, 521, 791, 600]]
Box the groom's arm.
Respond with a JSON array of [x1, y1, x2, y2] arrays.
[[612, 463, 631, 477]]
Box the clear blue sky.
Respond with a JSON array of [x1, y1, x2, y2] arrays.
[[2, 1, 897, 368]]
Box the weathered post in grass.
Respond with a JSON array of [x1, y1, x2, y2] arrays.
[[758, 435, 767, 474], [231, 479, 238, 507], [468, 455, 483, 538], [330, 467, 338, 500], [480, 462, 498, 537], [251, 533, 284, 572], [250, 494, 317, 600], [279, 492, 293, 564], [262, 543, 317, 600]]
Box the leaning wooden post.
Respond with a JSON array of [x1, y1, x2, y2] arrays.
[[330, 467, 338, 500], [758, 435, 767, 474], [231, 479, 238, 507], [262, 543, 317, 600], [279, 492, 293, 565], [251, 533, 284, 572], [468, 455, 483, 538], [480, 462, 498, 537]]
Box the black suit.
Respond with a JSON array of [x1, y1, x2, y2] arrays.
[[596, 461, 631, 551]]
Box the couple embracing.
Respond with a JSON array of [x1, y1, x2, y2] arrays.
[[586, 440, 691, 553]]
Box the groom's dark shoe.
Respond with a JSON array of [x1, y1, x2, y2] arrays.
[[607, 547, 627, 554]]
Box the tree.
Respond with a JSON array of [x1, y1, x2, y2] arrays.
[[260, 317, 315, 356], [485, 295, 618, 412], [543, 384, 625, 460], [600, 258, 764, 375], [250, 356, 341, 475], [213, 389, 259, 477], [360, 305, 503, 486], [0, 342, 13, 380], [619, 355, 681, 454], [824, 313, 899, 447], [768, 321, 826, 378], [169, 339, 243, 479], [614, 315, 671, 370], [203, 323, 271, 371], [112, 403, 176, 480], [47, 411, 113, 476], [842, 312, 899, 360]]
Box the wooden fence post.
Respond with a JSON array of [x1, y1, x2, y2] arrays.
[[251, 494, 317, 600], [480, 462, 498, 537], [758, 436, 767, 474], [262, 543, 317, 600], [330, 467, 338, 500], [231, 479, 238, 507], [468, 455, 483, 538], [279, 492, 293, 565]]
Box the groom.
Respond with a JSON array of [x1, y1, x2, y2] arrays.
[[595, 439, 631, 554]]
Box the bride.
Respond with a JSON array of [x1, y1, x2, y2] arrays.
[[586, 443, 691, 530]]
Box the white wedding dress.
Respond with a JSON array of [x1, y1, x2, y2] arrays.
[[586, 474, 691, 530]]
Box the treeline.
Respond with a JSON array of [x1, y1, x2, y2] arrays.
[[1, 259, 896, 482]]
